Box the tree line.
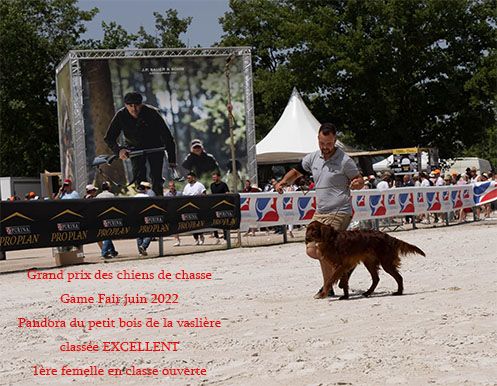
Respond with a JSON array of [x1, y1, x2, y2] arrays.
[[1, 0, 495, 177]]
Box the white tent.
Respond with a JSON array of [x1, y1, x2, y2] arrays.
[[373, 153, 430, 172], [256, 88, 347, 164]]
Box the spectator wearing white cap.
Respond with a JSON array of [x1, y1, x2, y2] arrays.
[[84, 184, 98, 199], [140, 181, 156, 197], [181, 139, 220, 179]]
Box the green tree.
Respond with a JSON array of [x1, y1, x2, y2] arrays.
[[220, 0, 497, 160], [136, 9, 192, 48], [0, 0, 97, 176], [99, 21, 137, 49]]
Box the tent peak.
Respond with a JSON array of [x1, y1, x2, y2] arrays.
[[291, 87, 302, 99]]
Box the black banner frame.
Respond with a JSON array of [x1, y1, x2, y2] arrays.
[[0, 194, 240, 252]]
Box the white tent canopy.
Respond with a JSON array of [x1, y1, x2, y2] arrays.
[[256, 88, 346, 164], [373, 153, 429, 172]]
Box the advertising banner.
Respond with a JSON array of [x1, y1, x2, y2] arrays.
[[0, 194, 240, 252], [239, 182, 497, 230]]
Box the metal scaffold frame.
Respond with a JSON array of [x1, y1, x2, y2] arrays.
[[56, 47, 256, 195], [69, 47, 251, 60]]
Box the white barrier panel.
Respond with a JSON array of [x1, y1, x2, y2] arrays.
[[239, 182, 497, 231]]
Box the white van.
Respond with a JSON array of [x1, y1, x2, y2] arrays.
[[449, 157, 492, 175]]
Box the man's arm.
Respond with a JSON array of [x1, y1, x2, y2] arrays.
[[344, 158, 364, 190], [104, 112, 123, 156], [274, 168, 303, 194], [181, 154, 193, 171]]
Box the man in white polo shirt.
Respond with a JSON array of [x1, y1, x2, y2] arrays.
[[182, 172, 207, 245]]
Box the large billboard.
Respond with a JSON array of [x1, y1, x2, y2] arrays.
[[56, 48, 256, 195]]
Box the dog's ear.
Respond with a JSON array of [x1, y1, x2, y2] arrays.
[[305, 221, 321, 242], [319, 223, 336, 242]]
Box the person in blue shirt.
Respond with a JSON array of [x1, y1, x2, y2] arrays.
[[56, 179, 80, 199]]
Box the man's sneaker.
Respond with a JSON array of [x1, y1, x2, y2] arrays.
[[173, 241, 181, 247], [195, 239, 200, 246], [199, 235, 205, 245], [111, 251, 119, 258], [103, 251, 113, 259], [138, 246, 147, 256]]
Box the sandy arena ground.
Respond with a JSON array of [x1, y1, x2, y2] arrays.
[[1, 220, 496, 385]]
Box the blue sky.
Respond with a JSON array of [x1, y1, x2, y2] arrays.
[[78, 0, 230, 47]]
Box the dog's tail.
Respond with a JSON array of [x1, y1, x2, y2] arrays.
[[394, 238, 426, 257]]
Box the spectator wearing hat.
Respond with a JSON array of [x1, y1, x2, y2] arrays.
[[477, 172, 489, 182], [25, 192, 38, 200], [104, 91, 177, 196], [95, 182, 119, 258], [443, 173, 453, 185], [84, 184, 98, 199], [140, 181, 156, 197], [56, 179, 80, 199], [181, 139, 219, 180], [433, 169, 444, 186]]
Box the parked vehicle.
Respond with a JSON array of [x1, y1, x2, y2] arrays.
[[448, 157, 492, 175]]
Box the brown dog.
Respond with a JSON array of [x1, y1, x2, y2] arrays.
[[306, 221, 425, 299]]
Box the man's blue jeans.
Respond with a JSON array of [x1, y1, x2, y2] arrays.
[[101, 240, 116, 256], [137, 237, 151, 250]]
